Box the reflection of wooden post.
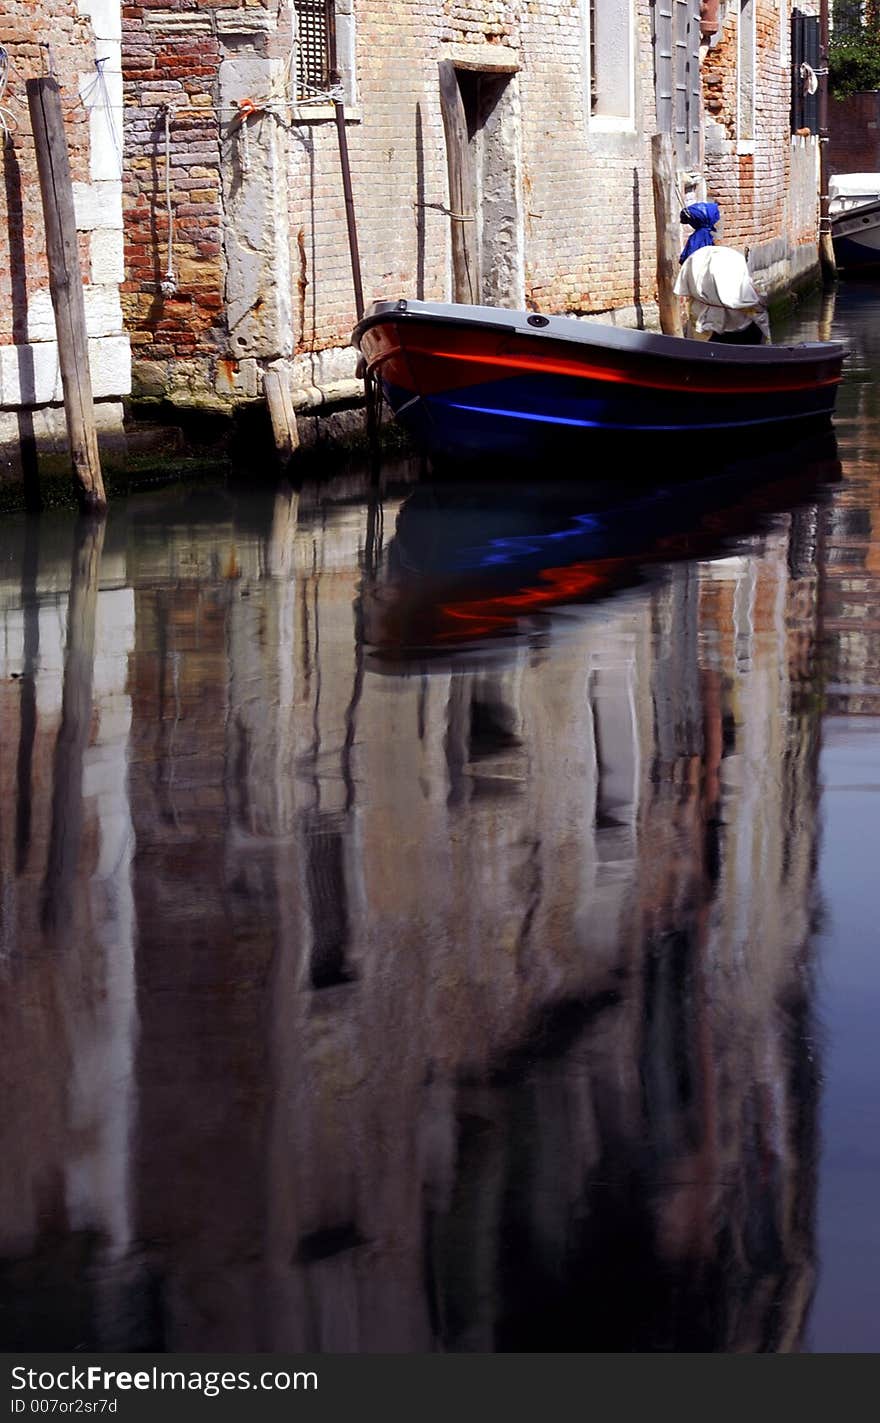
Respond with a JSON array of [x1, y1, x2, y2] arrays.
[[818, 286, 836, 343], [26, 78, 106, 513], [41, 516, 105, 932], [438, 61, 477, 304], [651, 133, 683, 338], [267, 481, 300, 578]]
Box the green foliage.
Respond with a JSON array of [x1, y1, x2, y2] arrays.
[[829, 26, 880, 99]]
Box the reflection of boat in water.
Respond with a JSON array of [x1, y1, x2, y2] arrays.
[[353, 299, 846, 460], [363, 434, 841, 663]]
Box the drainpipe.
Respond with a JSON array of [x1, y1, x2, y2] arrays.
[[818, 0, 837, 286]]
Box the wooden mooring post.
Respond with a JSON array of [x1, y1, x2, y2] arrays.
[[651, 132, 683, 339], [333, 95, 381, 464], [438, 60, 477, 304], [264, 367, 300, 467], [26, 76, 106, 513]]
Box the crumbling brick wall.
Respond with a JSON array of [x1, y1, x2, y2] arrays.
[[0, 0, 131, 480], [121, 3, 225, 372], [0, 2, 92, 346]]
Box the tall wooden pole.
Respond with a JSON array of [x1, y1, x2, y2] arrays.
[[817, 0, 837, 287], [334, 99, 365, 322], [26, 77, 106, 513], [333, 97, 380, 459], [438, 60, 478, 304], [651, 132, 683, 337]]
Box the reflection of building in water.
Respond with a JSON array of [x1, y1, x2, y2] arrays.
[[821, 458, 880, 718], [0, 518, 137, 1348], [0, 479, 825, 1351], [121, 490, 823, 1352]]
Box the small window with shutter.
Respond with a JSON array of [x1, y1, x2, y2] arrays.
[[791, 8, 820, 133]]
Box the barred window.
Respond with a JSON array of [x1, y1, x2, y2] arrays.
[[295, 0, 338, 101]]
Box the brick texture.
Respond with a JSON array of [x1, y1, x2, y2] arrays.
[[829, 91, 880, 177], [0, 2, 95, 345]]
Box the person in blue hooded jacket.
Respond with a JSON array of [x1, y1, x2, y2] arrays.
[[679, 202, 721, 263], [676, 202, 769, 345]]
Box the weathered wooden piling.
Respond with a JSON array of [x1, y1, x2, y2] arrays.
[[438, 60, 477, 305], [26, 76, 107, 513], [651, 132, 683, 339], [264, 367, 300, 466]]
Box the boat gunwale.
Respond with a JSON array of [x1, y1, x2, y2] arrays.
[[353, 299, 847, 370]]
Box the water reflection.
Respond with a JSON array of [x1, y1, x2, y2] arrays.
[[0, 384, 871, 1350]]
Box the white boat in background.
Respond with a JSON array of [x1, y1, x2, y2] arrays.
[[830, 173, 880, 271]]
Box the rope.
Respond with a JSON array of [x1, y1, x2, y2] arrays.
[[79, 55, 123, 175], [0, 46, 17, 145], [161, 104, 177, 296], [415, 201, 476, 221]]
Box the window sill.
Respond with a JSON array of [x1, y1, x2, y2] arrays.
[[590, 115, 636, 134], [292, 104, 362, 124]]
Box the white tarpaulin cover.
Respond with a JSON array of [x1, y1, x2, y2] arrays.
[[674, 245, 771, 341], [829, 173, 880, 200]]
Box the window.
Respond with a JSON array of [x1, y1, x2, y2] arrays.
[[293, 1, 356, 108], [588, 0, 635, 128], [294, 0, 337, 100], [653, 0, 702, 167], [791, 8, 820, 133]]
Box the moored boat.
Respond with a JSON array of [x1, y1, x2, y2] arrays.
[[830, 174, 880, 272], [353, 299, 845, 460]]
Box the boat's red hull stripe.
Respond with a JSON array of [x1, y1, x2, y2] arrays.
[[360, 321, 842, 398]]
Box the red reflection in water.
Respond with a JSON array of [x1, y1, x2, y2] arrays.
[[436, 560, 616, 640]]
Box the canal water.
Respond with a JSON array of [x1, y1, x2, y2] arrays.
[[0, 285, 878, 1353]]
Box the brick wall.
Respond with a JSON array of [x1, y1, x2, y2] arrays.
[[0, 1, 93, 344], [0, 0, 131, 473], [829, 91, 880, 176], [121, 3, 225, 370]]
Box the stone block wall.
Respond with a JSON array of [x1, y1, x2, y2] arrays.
[[0, 1, 131, 483]]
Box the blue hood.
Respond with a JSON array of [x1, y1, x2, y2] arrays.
[[679, 202, 720, 263]]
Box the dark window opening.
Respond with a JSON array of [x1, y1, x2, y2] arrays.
[[791, 9, 820, 133], [306, 822, 355, 989]]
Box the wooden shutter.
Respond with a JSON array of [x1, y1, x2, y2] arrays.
[[656, 0, 701, 167], [791, 8, 820, 133]]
